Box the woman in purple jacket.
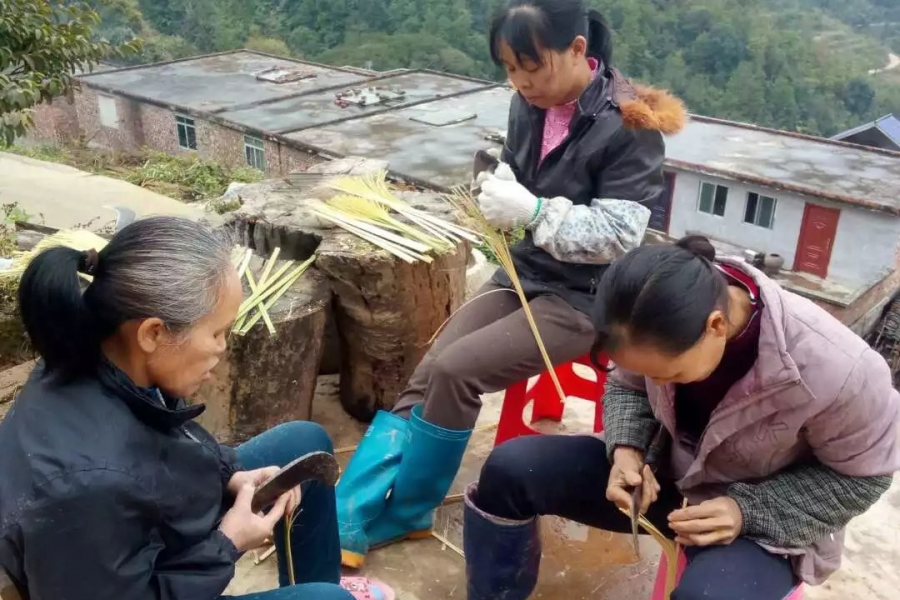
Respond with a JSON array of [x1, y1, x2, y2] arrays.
[[463, 235, 900, 600]]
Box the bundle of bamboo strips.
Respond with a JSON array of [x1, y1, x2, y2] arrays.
[[0, 229, 109, 281], [314, 171, 480, 263], [231, 247, 316, 336], [445, 187, 566, 404]]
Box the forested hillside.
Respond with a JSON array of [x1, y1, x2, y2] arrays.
[[84, 0, 899, 137]]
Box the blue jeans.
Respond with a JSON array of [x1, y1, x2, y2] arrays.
[[224, 422, 353, 600], [476, 434, 798, 600]]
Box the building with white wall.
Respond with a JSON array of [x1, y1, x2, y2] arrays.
[[648, 116, 900, 333]]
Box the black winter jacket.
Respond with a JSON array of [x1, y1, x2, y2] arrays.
[[0, 362, 242, 600], [497, 67, 686, 314]]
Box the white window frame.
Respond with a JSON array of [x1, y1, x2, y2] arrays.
[[176, 115, 197, 150], [697, 181, 729, 217], [244, 135, 266, 171], [744, 192, 777, 229], [97, 95, 119, 129]]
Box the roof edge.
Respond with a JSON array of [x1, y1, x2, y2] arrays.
[[77, 49, 249, 79], [664, 158, 900, 217], [77, 49, 365, 82], [688, 114, 900, 160]]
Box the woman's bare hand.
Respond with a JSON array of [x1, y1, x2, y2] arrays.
[[219, 484, 290, 553], [227, 467, 280, 497], [606, 446, 660, 515], [668, 497, 743, 547]]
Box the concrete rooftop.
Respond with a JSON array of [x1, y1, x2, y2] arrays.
[[666, 116, 900, 215], [285, 87, 512, 189], [218, 71, 490, 134], [79, 51, 368, 113], [77, 51, 900, 203]]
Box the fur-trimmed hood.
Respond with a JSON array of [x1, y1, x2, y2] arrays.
[[610, 68, 687, 135]]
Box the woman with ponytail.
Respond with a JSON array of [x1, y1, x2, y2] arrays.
[[336, 0, 687, 570], [464, 236, 900, 599], [0, 218, 392, 600]]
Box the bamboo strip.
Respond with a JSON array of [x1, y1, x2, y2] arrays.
[[239, 256, 316, 335], [235, 261, 298, 320], [431, 530, 465, 558], [236, 248, 253, 280], [446, 188, 565, 404], [258, 247, 282, 287], [618, 507, 680, 599], [314, 202, 433, 254], [328, 171, 481, 244], [328, 195, 454, 252], [245, 269, 277, 336], [312, 210, 426, 263]]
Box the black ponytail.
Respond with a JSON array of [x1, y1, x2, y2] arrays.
[[489, 0, 613, 67], [585, 9, 612, 67], [590, 236, 729, 359], [19, 247, 100, 382]]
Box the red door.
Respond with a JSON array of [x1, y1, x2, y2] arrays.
[[794, 204, 840, 278]]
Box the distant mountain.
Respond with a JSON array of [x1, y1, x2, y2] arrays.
[[83, 0, 900, 136]]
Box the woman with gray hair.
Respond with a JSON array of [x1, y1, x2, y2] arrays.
[[0, 217, 391, 600]]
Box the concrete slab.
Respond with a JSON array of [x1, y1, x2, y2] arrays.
[[286, 87, 513, 190], [218, 72, 488, 134], [0, 152, 206, 231], [79, 51, 366, 114]]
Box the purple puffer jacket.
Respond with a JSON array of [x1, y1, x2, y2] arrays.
[[611, 258, 900, 584]]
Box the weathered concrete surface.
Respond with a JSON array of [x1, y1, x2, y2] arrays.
[[0, 152, 205, 230], [806, 474, 900, 600]]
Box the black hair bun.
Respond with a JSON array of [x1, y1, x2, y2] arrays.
[[676, 235, 716, 262]]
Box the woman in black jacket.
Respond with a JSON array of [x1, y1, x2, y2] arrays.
[[0, 218, 389, 600], [336, 0, 687, 570]]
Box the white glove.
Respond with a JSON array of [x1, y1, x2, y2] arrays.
[[474, 160, 517, 188], [477, 164, 539, 230]]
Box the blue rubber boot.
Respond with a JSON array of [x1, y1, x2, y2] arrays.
[[336, 410, 409, 569], [463, 483, 541, 600], [365, 404, 472, 548]]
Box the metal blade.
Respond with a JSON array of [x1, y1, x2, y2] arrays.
[[103, 205, 137, 232], [251, 451, 340, 513], [630, 485, 642, 558]]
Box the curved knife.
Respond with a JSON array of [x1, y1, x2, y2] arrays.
[[251, 451, 340, 513]]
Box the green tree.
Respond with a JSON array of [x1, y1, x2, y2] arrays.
[[841, 78, 876, 116], [0, 0, 139, 144], [245, 34, 292, 57]]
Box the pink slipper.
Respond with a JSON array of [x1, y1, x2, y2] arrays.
[[340, 576, 395, 600]]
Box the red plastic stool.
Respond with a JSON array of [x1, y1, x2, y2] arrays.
[[494, 354, 607, 446]]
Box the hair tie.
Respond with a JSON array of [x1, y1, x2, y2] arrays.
[[79, 249, 100, 276]]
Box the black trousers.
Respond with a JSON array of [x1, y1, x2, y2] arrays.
[[475, 435, 799, 600]]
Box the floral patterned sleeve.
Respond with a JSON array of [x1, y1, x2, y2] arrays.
[[529, 126, 664, 265]]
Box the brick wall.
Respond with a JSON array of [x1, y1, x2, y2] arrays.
[[27, 90, 80, 145], [75, 86, 144, 151], [45, 84, 327, 176]]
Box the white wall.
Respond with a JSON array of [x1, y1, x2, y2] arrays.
[[666, 169, 900, 288]]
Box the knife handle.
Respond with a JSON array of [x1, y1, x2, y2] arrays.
[[643, 424, 670, 472]]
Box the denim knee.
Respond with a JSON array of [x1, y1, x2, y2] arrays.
[[229, 582, 353, 600], [237, 421, 335, 471], [475, 437, 539, 518], [271, 421, 334, 455], [290, 583, 354, 600]]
